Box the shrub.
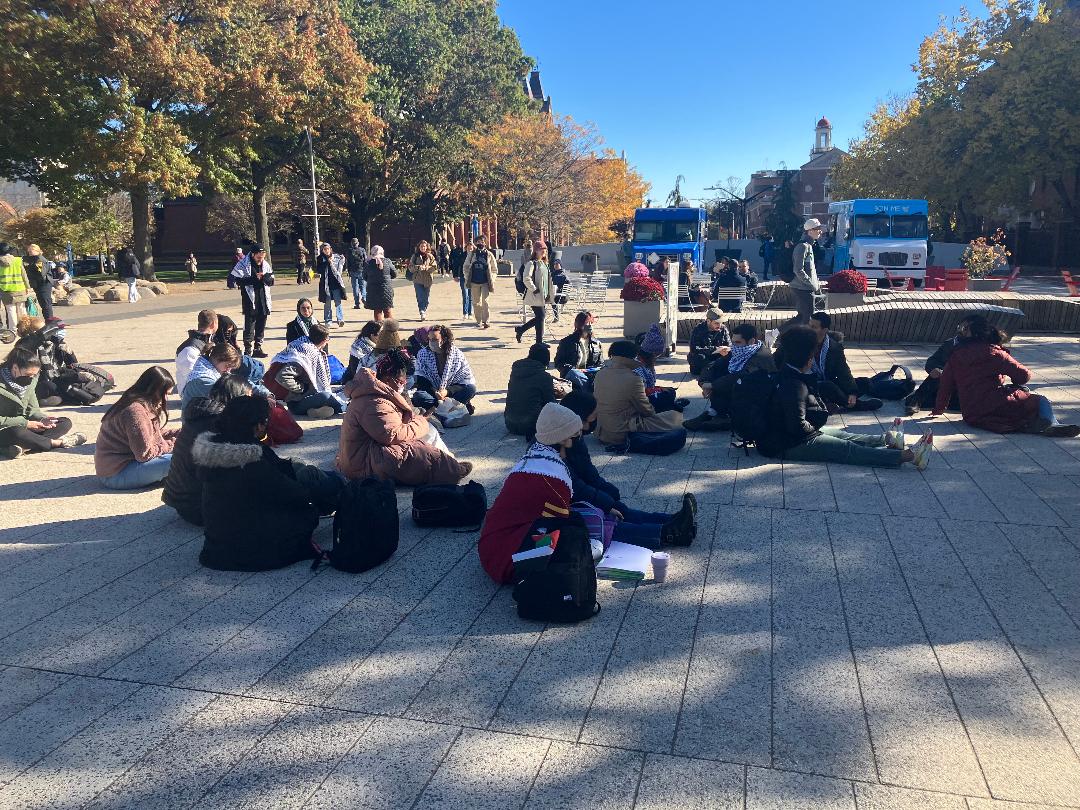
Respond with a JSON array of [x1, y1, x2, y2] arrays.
[[961, 229, 1011, 278], [828, 269, 869, 294], [620, 276, 666, 302]]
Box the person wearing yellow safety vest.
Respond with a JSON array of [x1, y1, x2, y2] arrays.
[[0, 243, 32, 332]]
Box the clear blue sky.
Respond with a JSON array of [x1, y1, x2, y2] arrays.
[[497, 0, 974, 204]]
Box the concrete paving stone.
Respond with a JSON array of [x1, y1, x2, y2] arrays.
[[636, 463, 692, 500], [633, 753, 743, 810], [971, 432, 1048, 474], [771, 509, 877, 781], [324, 553, 499, 715], [191, 705, 374, 809], [413, 728, 550, 810], [827, 464, 891, 514], [916, 468, 1006, 523], [522, 741, 642, 810], [305, 716, 460, 810], [1005, 524, 1080, 626], [82, 694, 290, 810], [490, 578, 636, 741], [1003, 433, 1080, 475], [782, 462, 838, 511], [688, 454, 736, 504], [826, 512, 988, 796], [940, 519, 1080, 749], [0, 674, 138, 788], [968, 470, 1064, 526], [745, 766, 855, 809], [965, 799, 1070, 810], [0, 666, 69, 723], [735, 457, 784, 508], [0, 683, 214, 808], [884, 517, 1080, 805], [852, 782, 967, 810], [675, 505, 772, 765], [931, 432, 999, 473], [1016, 473, 1080, 526], [874, 467, 947, 517]]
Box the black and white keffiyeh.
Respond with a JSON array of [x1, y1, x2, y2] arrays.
[[509, 442, 574, 495], [271, 337, 332, 394]]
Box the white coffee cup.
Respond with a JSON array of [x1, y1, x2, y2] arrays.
[[651, 551, 671, 583]]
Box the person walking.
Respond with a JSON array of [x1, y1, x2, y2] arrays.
[[346, 238, 367, 309], [451, 240, 472, 320], [364, 245, 396, 322], [783, 220, 822, 330], [464, 235, 497, 329], [515, 240, 553, 345], [293, 238, 311, 284], [436, 237, 451, 276], [409, 240, 437, 321], [229, 245, 274, 358], [759, 235, 775, 280], [184, 252, 198, 284], [315, 242, 347, 327], [118, 247, 141, 303], [22, 245, 54, 321]]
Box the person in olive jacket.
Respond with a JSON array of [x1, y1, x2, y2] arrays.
[[504, 343, 557, 440]]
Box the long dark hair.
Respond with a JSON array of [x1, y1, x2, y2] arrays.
[[217, 395, 270, 444], [105, 366, 174, 426], [966, 315, 1006, 346], [215, 314, 238, 348]]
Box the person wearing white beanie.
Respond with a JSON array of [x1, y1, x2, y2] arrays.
[[534, 402, 582, 446]]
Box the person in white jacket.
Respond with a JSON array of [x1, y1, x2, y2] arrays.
[[514, 240, 554, 345], [174, 309, 218, 393]]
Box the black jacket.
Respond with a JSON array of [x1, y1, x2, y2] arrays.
[[758, 365, 829, 458], [688, 322, 731, 364], [925, 336, 960, 374], [118, 251, 140, 280], [175, 329, 213, 358], [775, 331, 857, 397], [504, 358, 556, 437], [554, 332, 603, 373], [346, 245, 367, 274], [192, 433, 319, 571], [161, 397, 222, 525], [23, 255, 49, 288], [564, 436, 621, 513]]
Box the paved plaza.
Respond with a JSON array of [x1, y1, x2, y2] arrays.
[[3, 276, 1080, 809]]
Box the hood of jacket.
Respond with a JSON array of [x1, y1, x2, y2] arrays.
[[192, 432, 264, 469], [346, 367, 412, 411], [181, 395, 224, 424]]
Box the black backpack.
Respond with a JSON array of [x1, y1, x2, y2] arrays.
[[328, 477, 399, 573], [514, 263, 527, 295], [857, 365, 915, 400], [469, 252, 490, 285], [512, 516, 600, 624], [730, 368, 780, 444], [411, 480, 487, 528]]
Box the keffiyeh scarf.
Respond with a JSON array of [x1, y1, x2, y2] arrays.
[[727, 341, 762, 374], [0, 365, 28, 397], [272, 337, 332, 394], [510, 442, 574, 495]]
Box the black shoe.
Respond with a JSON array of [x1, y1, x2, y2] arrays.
[[251, 346, 268, 359], [661, 506, 695, 546], [674, 397, 691, 409], [40, 396, 63, 407], [681, 493, 698, 538], [851, 397, 883, 412], [514, 328, 523, 344], [1042, 424, 1080, 438], [243, 344, 252, 357], [685, 412, 730, 432]]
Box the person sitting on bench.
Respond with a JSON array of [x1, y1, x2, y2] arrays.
[[711, 260, 747, 312]]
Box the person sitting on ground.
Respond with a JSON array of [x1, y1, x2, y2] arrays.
[[777, 311, 882, 412], [686, 322, 775, 431], [194, 396, 321, 571], [504, 343, 557, 440], [16, 315, 77, 406], [412, 324, 477, 415], [337, 348, 473, 485], [687, 309, 731, 377], [554, 310, 603, 391], [711, 259, 747, 312], [341, 321, 381, 385], [175, 309, 218, 393], [560, 390, 697, 549], [903, 315, 975, 415], [407, 326, 431, 358], [757, 326, 930, 469], [265, 324, 343, 419], [285, 298, 317, 344], [94, 366, 179, 488], [213, 313, 270, 392], [370, 318, 404, 365], [932, 316, 1080, 437], [0, 345, 86, 458], [181, 342, 243, 411], [162, 375, 252, 525], [593, 340, 685, 452], [635, 322, 689, 413]]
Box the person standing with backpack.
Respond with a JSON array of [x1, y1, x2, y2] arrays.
[[464, 235, 497, 329], [515, 240, 553, 345], [450, 240, 471, 320], [118, 247, 141, 303]]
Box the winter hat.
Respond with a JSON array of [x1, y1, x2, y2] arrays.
[[527, 343, 550, 365], [532, 239, 547, 253], [705, 308, 724, 322], [373, 318, 403, 351], [534, 402, 582, 446], [609, 339, 638, 359], [640, 322, 665, 355], [413, 326, 431, 345]]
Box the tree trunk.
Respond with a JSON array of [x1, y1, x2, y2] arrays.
[[129, 185, 156, 280], [252, 181, 269, 250]]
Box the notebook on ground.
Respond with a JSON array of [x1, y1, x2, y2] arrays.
[[596, 541, 652, 581]]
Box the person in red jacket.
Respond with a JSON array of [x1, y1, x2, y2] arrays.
[[478, 401, 581, 584], [933, 316, 1079, 437]]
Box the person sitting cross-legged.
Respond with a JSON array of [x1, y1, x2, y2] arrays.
[[757, 326, 931, 469], [687, 309, 731, 377], [94, 366, 179, 488], [411, 324, 477, 415], [264, 324, 343, 419], [554, 311, 603, 391], [635, 323, 689, 414], [174, 309, 217, 394], [777, 311, 882, 413], [686, 322, 776, 432], [0, 345, 86, 458], [593, 340, 685, 453], [504, 343, 558, 441]]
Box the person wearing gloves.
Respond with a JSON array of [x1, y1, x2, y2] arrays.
[[782, 218, 823, 330], [229, 245, 274, 358], [463, 235, 497, 329], [316, 242, 347, 327], [264, 325, 343, 419], [411, 324, 477, 414], [515, 240, 553, 345]]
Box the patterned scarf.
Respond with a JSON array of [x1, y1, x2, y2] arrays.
[[510, 442, 573, 495], [0, 365, 28, 397], [293, 314, 312, 337], [350, 335, 375, 361], [810, 333, 831, 381], [727, 341, 762, 374], [271, 337, 332, 394]]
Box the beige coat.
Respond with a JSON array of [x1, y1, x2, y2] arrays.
[[463, 249, 497, 291], [593, 356, 682, 445], [409, 253, 437, 287], [521, 258, 554, 307]]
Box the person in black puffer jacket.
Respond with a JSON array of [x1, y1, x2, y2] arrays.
[[193, 396, 320, 571], [504, 343, 557, 440], [161, 375, 252, 525]]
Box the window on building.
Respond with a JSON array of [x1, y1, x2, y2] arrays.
[[823, 176, 832, 203], [802, 203, 813, 216]]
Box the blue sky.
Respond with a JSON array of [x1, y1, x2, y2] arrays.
[[497, 0, 974, 204]]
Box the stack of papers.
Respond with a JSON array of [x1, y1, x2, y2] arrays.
[[596, 541, 652, 581]]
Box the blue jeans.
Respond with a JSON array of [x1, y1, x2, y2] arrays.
[[414, 283, 431, 315], [563, 368, 592, 391], [323, 290, 344, 324], [288, 392, 344, 416], [350, 273, 365, 306], [783, 426, 901, 467], [412, 380, 476, 411], [611, 507, 671, 550], [457, 275, 472, 317], [99, 455, 173, 490]]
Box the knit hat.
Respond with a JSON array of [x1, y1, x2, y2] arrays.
[[609, 339, 638, 359], [373, 319, 402, 351], [535, 402, 582, 446], [532, 239, 547, 252], [640, 322, 665, 355], [705, 308, 724, 322], [413, 326, 431, 345]]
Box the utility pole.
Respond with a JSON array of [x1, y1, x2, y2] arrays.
[[301, 128, 328, 247]]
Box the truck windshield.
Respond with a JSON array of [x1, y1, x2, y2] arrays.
[[891, 214, 928, 238], [634, 220, 698, 244], [853, 214, 891, 238]]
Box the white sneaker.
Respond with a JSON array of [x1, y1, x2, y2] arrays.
[[306, 406, 336, 419], [912, 430, 933, 471], [886, 417, 905, 450], [60, 432, 87, 449]]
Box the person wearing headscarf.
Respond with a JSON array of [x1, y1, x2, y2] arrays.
[[265, 324, 341, 418], [316, 242, 347, 327], [229, 245, 275, 358], [364, 245, 397, 321], [286, 299, 316, 344]]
